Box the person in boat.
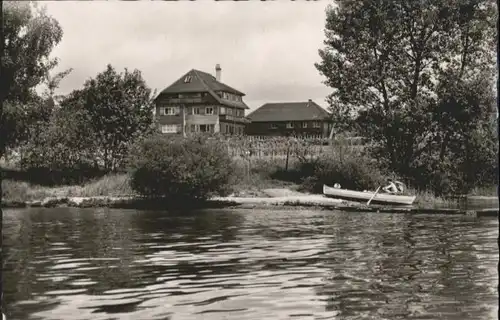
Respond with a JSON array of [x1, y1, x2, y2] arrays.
[[382, 178, 405, 194]]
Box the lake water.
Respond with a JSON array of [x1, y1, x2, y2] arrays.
[[3, 208, 498, 320]]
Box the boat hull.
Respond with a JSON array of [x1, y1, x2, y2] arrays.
[[323, 185, 416, 205]]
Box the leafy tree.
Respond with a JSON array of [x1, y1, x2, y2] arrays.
[[19, 106, 101, 185], [1, 2, 67, 156], [316, 0, 497, 194], [61, 65, 155, 171]]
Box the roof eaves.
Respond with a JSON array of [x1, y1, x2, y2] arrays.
[[311, 102, 331, 118], [220, 99, 250, 110], [154, 69, 196, 101]]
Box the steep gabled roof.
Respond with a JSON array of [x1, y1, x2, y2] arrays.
[[157, 69, 209, 95], [156, 69, 248, 109], [247, 101, 331, 122], [194, 70, 245, 96]]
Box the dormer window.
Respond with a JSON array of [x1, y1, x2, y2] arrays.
[[184, 76, 192, 83]]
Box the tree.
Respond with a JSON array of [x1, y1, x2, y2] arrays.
[[60, 65, 155, 171], [316, 0, 497, 193], [20, 105, 100, 185], [1, 2, 66, 156]]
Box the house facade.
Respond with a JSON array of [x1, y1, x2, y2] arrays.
[[245, 100, 333, 137], [155, 65, 250, 135]]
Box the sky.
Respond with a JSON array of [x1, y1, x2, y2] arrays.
[[42, 1, 334, 111]]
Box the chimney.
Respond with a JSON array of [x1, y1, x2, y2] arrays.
[[215, 64, 221, 82], [307, 99, 312, 107]]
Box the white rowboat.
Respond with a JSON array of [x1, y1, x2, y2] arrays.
[[323, 184, 416, 205]]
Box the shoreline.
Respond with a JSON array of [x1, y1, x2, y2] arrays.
[[2, 193, 498, 218]]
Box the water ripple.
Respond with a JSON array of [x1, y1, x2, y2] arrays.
[[3, 208, 498, 320]]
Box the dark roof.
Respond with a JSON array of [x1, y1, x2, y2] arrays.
[[247, 101, 331, 122], [195, 70, 245, 96], [156, 69, 249, 109]]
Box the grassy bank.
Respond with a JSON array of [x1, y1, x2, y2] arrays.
[[1, 168, 298, 203], [3, 169, 495, 209], [2, 137, 496, 206], [230, 158, 302, 197], [2, 174, 134, 202], [411, 189, 458, 208]]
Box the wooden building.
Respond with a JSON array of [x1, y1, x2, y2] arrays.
[[245, 100, 333, 137], [155, 64, 250, 135]]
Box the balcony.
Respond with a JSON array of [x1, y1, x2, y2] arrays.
[[166, 97, 204, 104], [219, 114, 251, 124]]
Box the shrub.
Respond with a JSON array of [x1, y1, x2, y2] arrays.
[[128, 134, 234, 201], [299, 154, 386, 193]]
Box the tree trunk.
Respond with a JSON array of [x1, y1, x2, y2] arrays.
[[410, 54, 422, 100], [439, 132, 450, 161]]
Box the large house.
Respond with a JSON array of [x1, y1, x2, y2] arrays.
[[245, 100, 333, 137], [155, 65, 250, 135]]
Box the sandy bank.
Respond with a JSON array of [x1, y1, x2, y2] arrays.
[[1, 188, 497, 218]]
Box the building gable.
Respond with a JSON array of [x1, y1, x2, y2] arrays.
[[155, 68, 249, 109]]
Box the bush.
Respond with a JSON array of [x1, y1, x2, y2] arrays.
[[128, 134, 235, 201], [19, 106, 103, 185], [407, 125, 498, 196], [299, 154, 386, 193]]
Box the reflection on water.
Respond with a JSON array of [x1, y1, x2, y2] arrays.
[[3, 208, 498, 320]]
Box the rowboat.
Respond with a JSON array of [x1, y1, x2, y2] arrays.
[[323, 184, 416, 205]]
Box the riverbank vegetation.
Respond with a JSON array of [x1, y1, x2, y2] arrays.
[[315, 0, 498, 197], [1, 1, 497, 207], [2, 174, 133, 202]]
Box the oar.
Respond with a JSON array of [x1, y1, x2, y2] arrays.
[[366, 186, 382, 206]]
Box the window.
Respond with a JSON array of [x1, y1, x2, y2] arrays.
[[220, 107, 226, 115], [313, 121, 321, 128], [193, 107, 200, 115], [270, 123, 278, 129], [162, 107, 179, 115], [184, 76, 192, 83], [286, 122, 294, 129], [161, 124, 178, 133], [205, 107, 214, 115], [302, 122, 308, 128], [194, 124, 215, 133], [227, 108, 233, 116]]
